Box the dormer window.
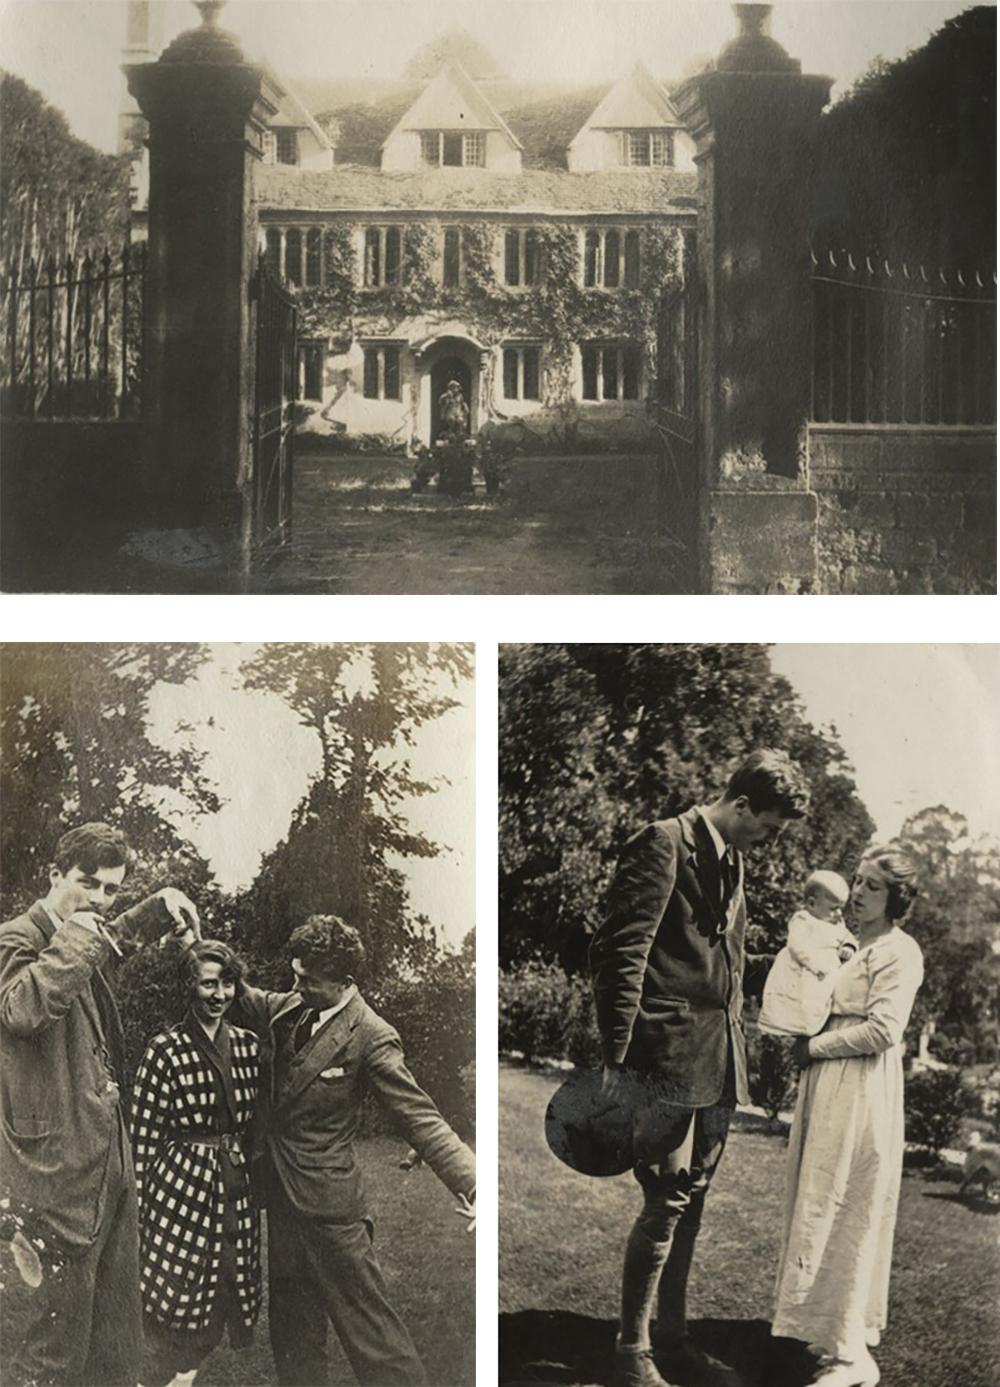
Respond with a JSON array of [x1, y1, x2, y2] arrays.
[[421, 131, 486, 168], [623, 130, 675, 167], [275, 128, 299, 166]]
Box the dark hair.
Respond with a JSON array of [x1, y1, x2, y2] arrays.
[[52, 823, 129, 876], [178, 939, 245, 1003], [723, 749, 810, 819], [289, 915, 366, 982], [860, 845, 918, 920]]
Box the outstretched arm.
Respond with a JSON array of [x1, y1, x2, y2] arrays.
[[367, 1027, 476, 1211]]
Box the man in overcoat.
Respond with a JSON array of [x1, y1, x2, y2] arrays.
[[0, 823, 201, 1387], [240, 914, 475, 1387], [590, 751, 811, 1387]]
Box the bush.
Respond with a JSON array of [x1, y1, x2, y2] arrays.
[[905, 1067, 969, 1153], [498, 958, 601, 1066], [746, 1029, 797, 1126]]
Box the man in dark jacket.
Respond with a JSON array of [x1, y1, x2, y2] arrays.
[[240, 914, 475, 1387], [590, 751, 810, 1387], [0, 822, 201, 1387]]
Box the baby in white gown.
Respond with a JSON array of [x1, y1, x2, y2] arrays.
[[759, 870, 856, 1037]]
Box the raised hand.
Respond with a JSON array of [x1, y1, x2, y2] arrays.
[[48, 880, 92, 922], [156, 888, 201, 941]]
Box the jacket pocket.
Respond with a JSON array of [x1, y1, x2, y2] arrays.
[[4, 1115, 61, 1139], [643, 997, 691, 1014]]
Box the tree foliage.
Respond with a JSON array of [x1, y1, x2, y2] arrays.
[[0, 72, 132, 268], [0, 644, 218, 918], [235, 642, 473, 976], [896, 806, 1000, 1063], [499, 643, 875, 971], [814, 7, 996, 269]]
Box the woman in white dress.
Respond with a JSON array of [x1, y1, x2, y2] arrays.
[[772, 847, 924, 1387]]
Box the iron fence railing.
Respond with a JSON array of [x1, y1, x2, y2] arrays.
[[811, 249, 996, 427], [1, 243, 146, 420]]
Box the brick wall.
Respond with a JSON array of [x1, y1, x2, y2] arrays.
[[809, 427, 996, 594]]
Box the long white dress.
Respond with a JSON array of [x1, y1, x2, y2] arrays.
[[771, 926, 925, 1359]]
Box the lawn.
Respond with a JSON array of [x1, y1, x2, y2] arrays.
[[190, 1134, 475, 1386], [499, 1062, 1000, 1387]]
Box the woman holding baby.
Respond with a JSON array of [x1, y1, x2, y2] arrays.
[[770, 847, 924, 1387]]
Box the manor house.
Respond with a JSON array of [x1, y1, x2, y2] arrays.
[[123, 14, 699, 449]]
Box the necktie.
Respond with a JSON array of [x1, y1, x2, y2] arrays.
[[292, 1008, 317, 1054], [720, 850, 737, 906]]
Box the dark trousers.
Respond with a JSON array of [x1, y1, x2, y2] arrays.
[[9, 1117, 142, 1387], [620, 1090, 733, 1350], [267, 1182, 427, 1387]]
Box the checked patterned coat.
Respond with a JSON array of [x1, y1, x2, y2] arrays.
[[131, 1021, 262, 1332]]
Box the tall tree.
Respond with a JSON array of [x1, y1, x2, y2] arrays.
[[500, 644, 875, 970], [0, 643, 218, 916], [237, 643, 472, 976], [813, 7, 996, 268], [0, 73, 132, 268], [895, 807, 1000, 1062]]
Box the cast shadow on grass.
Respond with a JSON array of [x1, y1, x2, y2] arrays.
[[498, 1310, 817, 1386]]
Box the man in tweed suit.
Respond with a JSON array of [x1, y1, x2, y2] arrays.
[[590, 751, 810, 1387], [0, 823, 201, 1387], [240, 914, 475, 1387]]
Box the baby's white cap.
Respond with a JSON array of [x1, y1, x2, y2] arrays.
[[804, 869, 850, 904]]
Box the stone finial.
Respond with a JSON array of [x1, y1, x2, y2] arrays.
[[158, 0, 243, 64], [718, 1, 800, 72], [194, 1, 227, 25], [735, 4, 773, 38]]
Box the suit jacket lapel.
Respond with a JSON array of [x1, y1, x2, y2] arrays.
[[275, 994, 362, 1110], [686, 812, 724, 905]]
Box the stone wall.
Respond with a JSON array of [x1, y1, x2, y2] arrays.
[[809, 427, 996, 594], [1, 421, 144, 590]]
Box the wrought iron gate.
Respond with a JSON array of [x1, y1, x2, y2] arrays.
[[654, 230, 700, 591], [251, 254, 296, 556]]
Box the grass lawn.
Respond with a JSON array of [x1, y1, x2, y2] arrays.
[[499, 1062, 1000, 1387], [149, 1135, 475, 1386]]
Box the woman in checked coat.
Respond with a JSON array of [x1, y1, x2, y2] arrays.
[[131, 941, 262, 1387]]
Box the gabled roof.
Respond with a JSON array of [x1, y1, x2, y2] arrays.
[[256, 163, 698, 215], [570, 62, 683, 148], [261, 62, 334, 148], [381, 61, 523, 150]]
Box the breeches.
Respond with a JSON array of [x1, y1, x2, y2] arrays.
[[632, 1098, 733, 1242]]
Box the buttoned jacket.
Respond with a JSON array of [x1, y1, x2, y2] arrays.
[[239, 986, 475, 1222], [590, 808, 750, 1108]]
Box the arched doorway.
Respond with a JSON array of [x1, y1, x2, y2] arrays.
[[430, 356, 472, 443]]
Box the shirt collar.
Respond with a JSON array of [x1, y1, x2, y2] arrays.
[[315, 983, 358, 1028], [696, 808, 728, 861]]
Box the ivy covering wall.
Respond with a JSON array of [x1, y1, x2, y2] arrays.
[[292, 220, 686, 407]]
